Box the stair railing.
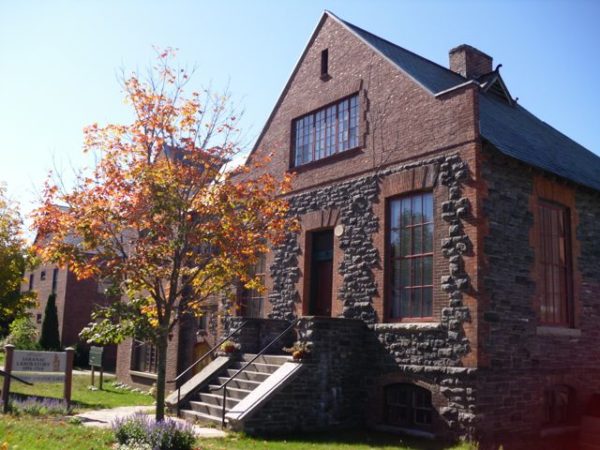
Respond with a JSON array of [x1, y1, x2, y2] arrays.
[[169, 320, 248, 417], [209, 318, 300, 428]]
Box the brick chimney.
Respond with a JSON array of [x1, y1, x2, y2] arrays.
[[449, 44, 493, 79]]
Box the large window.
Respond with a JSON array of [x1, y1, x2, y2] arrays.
[[385, 383, 433, 430], [537, 201, 572, 326], [293, 94, 359, 167], [130, 340, 158, 374], [389, 192, 434, 319]]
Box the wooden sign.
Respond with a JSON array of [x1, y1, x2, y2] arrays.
[[1, 345, 74, 413], [13, 350, 66, 372]]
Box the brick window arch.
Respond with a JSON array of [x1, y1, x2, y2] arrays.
[[384, 383, 433, 430]]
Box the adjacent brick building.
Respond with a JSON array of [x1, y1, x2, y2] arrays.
[[117, 11, 600, 448], [24, 247, 117, 369]]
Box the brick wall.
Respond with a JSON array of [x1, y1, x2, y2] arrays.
[[23, 264, 117, 369], [477, 145, 600, 447]]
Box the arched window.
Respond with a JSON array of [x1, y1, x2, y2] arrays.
[[385, 383, 433, 429], [544, 384, 576, 426]]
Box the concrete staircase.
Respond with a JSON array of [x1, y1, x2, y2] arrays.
[[179, 353, 290, 425]]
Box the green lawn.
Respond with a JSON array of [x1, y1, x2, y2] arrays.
[[0, 415, 113, 450], [0, 417, 474, 450], [7, 374, 154, 411], [198, 431, 474, 450], [1, 372, 474, 450]]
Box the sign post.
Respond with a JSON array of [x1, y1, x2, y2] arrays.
[[2, 344, 14, 413], [4, 347, 73, 410], [64, 348, 74, 408], [88, 346, 104, 390]]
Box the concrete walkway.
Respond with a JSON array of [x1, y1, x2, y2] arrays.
[[76, 405, 227, 438]]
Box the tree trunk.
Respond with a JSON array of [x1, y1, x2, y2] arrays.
[[155, 328, 169, 421]]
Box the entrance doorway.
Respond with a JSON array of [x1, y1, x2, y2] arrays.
[[309, 230, 333, 316]]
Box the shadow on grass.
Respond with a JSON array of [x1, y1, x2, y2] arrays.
[[248, 429, 464, 449], [8, 390, 147, 411]]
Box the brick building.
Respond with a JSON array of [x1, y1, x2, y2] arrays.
[[24, 247, 117, 369], [121, 11, 600, 448]]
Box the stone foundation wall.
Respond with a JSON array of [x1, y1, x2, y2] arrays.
[[242, 317, 369, 433]]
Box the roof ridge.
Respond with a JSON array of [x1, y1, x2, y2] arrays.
[[331, 13, 466, 84]]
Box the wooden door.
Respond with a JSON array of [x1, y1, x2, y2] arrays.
[[309, 230, 333, 316]]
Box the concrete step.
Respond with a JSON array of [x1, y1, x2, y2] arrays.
[[197, 392, 239, 409], [225, 368, 270, 382], [240, 354, 291, 365], [229, 361, 282, 374], [180, 408, 223, 425], [208, 384, 251, 400], [189, 400, 230, 417], [216, 376, 261, 391]]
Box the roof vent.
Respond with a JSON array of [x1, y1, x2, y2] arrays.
[[449, 44, 493, 79]]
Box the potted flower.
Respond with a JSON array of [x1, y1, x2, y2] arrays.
[[220, 340, 239, 354], [283, 341, 311, 361]]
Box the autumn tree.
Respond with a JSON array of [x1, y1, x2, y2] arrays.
[[33, 49, 292, 420], [0, 184, 36, 334]]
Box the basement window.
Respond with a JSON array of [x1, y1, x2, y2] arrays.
[[292, 94, 359, 167], [385, 383, 433, 430], [544, 385, 576, 426]]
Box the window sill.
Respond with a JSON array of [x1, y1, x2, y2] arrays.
[[540, 425, 579, 438], [129, 370, 158, 380], [536, 326, 581, 338], [372, 322, 441, 332], [289, 146, 362, 173]]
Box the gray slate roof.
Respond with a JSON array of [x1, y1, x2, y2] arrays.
[[337, 14, 600, 192]]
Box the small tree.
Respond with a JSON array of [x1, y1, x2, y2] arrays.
[[33, 48, 293, 420], [0, 184, 36, 334], [39, 293, 61, 350]]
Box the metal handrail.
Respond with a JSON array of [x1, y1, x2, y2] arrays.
[[210, 318, 300, 427], [169, 320, 248, 417]]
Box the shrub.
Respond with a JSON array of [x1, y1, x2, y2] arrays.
[[1, 316, 40, 350], [113, 413, 196, 450], [39, 293, 61, 350], [8, 397, 70, 416]]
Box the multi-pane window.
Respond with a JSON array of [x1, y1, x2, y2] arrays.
[[537, 201, 572, 326], [293, 94, 359, 166], [28, 273, 34, 291], [130, 340, 158, 373], [385, 384, 433, 429], [240, 254, 266, 318], [389, 192, 434, 319]]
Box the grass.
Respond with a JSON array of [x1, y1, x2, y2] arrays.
[[197, 431, 475, 450], [7, 374, 154, 411], [0, 415, 113, 450], [0, 417, 474, 450], [1, 371, 473, 450]]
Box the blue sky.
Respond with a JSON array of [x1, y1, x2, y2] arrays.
[[1, 0, 599, 231]]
